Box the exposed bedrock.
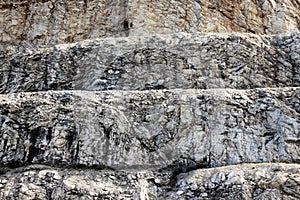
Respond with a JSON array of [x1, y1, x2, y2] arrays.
[[1, 0, 300, 45], [1, 163, 300, 199], [0, 88, 299, 170], [0, 33, 299, 93], [1, 1, 300, 199]]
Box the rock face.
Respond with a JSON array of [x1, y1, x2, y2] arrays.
[[1, 163, 300, 199], [1, 0, 300, 46], [1, 1, 300, 200], [0, 88, 299, 170], [0, 0, 130, 46], [166, 163, 300, 199], [1, 33, 299, 93], [129, 0, 300, 36]]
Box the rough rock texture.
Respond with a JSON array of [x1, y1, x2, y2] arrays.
[[1, 0, 300, 46], [1, 1, 300, 199], [166, 163, 300, 199], [1, 33, 299, 93], [0, 0, 130, 46], [0, 88, 299, 169], [1, 163, 300, 199], [129, 0, 300, 36]]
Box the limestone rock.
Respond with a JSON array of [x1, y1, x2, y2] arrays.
[[1, 0, 300, 46], [1, 33, 299, 93], [0, 0, 130, 46], [1, 1, 300, 199], [166, 163, 300, 199], [1, 163, 300, 199], [0, 88, 299, 170], [0, 166, 160, 199], [129, 0, 300, 36]]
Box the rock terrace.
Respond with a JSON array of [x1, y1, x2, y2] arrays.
[[0, 0, 300, 199]]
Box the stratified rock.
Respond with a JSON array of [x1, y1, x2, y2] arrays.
[[1, 0, 300, 45], [0, 165, 160, 200], [0, 88, 299, 170], [166, 163, 300, 200], [1, 33, 299, 93], [0, 163, 300, 199], [1, 1, 300, 199]]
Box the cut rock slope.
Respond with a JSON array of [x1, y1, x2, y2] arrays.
[[1, 163, 300, 199], [1, 33, 299, 93], [1, 0, 300, 45], [0, 88, 299, 170], [0, 0, 300, 199]]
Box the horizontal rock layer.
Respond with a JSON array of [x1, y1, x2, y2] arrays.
[[1, 0, 300, 45], [0, 87, 299, 170], [166, 163, 300, 199], [1, 163, 300, 199], [1, 33, 299, 93]]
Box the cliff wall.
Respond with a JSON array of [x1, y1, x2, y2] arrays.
[[0, 0, 300, 199]]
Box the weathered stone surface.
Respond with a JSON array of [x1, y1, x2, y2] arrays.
[[166, 163, 300, 199], [129, 0, 300, 36], [0, 0, 130, 46], [0, 165, 160, 200], [0, 163, 300, 199], [1, 0, 300, 45], [0, 88, 299, 170], [1, 33, 299, 93], [1, 1, 300, 199]]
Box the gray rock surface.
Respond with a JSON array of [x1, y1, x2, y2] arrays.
[[1, 0, 300, 45], [1, 1, 300, 199], [0, 88, 299, 170], [166, 163, 300, 200], [1, 33, 299, 93], [1, 163, 300, 199]]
